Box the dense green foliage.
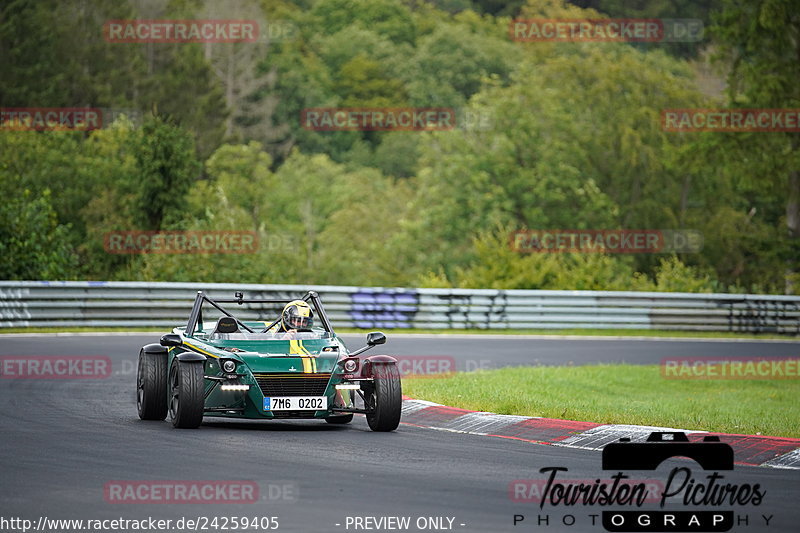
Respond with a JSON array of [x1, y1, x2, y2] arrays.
[[0, 0, 796, 293]]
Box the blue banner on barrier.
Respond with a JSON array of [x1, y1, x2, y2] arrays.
[[350, 288, 419, 328]]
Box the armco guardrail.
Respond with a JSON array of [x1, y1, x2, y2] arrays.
[[0, 281, 799, 334]]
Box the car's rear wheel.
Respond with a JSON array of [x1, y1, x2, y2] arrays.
[[137, 348, 167, 420], [365, 364, 401, 432], [168, 361, 205, 429], [325, 414, 354, 425]]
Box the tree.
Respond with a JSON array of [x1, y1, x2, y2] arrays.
[[0, 0, 143, 107], [132, 115, 202, 230], [0, 190, 76, 280], [566, 0, 718, 58], [140, 146, 413, 285], [404, 18, 519, 107], [309, 0, 417, 45], [400, 42, 705, 276], [709, 0, 800, 292]]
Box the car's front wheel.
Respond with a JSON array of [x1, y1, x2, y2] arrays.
[[365, 364, 401, 432], [137, 348, 167, 420], [168, 361, 205, 429]]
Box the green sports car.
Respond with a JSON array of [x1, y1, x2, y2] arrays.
[[136, 290, 402, 431]]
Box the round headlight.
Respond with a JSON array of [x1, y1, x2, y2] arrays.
[[343, 359, 358, 373], [222, 360, 236, 373]]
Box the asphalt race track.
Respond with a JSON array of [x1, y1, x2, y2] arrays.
[[1, 333, 798, 533]]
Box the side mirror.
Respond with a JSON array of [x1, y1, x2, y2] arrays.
[[349, 332, 387, 357], [366, 331, 386, 346], [160, 333, 182, 347]]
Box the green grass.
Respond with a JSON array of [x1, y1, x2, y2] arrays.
[[404, 364, 800, 438]]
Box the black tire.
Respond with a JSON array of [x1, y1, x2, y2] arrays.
[[168, 360, 205, 429], [365, 364, 402, 432], [325, 414, 354, 425], [137, 348, 168, 420]]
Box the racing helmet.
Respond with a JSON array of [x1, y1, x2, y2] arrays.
[[282, 300, 314, 331]]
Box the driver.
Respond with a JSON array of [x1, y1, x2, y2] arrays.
[[275, 300, 314, 334]]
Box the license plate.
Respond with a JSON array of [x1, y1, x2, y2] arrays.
[[263, 396, 327, 411]]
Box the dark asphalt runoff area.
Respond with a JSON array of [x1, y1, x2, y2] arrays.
[[1, 333, 798, 533]]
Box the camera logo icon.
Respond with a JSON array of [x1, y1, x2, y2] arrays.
[[603, 431, 734, 471]]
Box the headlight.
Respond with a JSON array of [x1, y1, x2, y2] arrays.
[[220, 384, 250, 391], [222, 360, 236, 373], [343, 359, 358, 373]]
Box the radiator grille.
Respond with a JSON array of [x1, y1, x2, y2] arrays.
[[252, 372, 331, 397], [269, 410, 319, 419]]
